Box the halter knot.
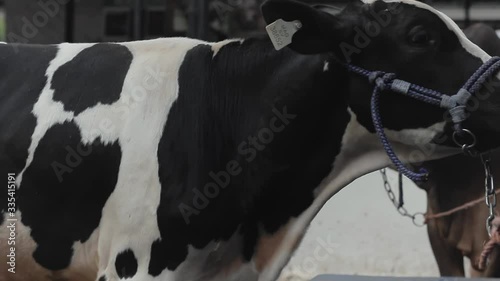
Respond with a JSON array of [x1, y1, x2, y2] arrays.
[[368, 71, 384, 84], [440, 88, 472, 109], [440, 88, 472, 125], [369, 72, 396, 91]]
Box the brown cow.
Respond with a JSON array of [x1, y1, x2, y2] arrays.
[[416, 23, 500, 277], [419, 152, 500, 277]]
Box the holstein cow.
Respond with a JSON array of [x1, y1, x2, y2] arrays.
[[416, 23, 500, 277], [2, 1, 500, 281]]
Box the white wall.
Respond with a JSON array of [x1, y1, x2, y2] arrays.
[[280, 170, 440, 281]]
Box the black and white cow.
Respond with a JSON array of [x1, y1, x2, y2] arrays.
[[2, 0, 500, 281]]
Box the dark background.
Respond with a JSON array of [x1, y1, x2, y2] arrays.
[[1, 0, 499, 44]]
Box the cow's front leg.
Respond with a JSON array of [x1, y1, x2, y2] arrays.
[[427, 218, 465, 276]]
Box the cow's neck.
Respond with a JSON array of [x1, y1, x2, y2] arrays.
[[257, 106, 458, 281], [253, 59, 462, 280]]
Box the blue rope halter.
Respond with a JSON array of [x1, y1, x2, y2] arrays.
[[346, 56, 500, 182]]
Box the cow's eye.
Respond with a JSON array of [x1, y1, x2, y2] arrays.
[[408, 26, 432, 46]]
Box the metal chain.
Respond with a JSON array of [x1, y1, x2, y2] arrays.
[[381, 137, 497, 233], [453, 129, 498, 237], [380, 169, 426, 227], [481, 154, 497, 237]]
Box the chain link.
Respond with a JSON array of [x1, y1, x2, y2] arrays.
[[380, 169, 426, 227], [381, 151, 497, 233], [481, 154, 497, 237]]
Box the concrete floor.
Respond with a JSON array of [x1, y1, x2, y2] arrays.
[[279, 170, 440, 280]]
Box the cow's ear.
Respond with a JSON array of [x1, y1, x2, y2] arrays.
[[261, 0, 346, 55]]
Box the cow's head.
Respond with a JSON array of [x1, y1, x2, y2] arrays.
[[262, 0, 500, 157]]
